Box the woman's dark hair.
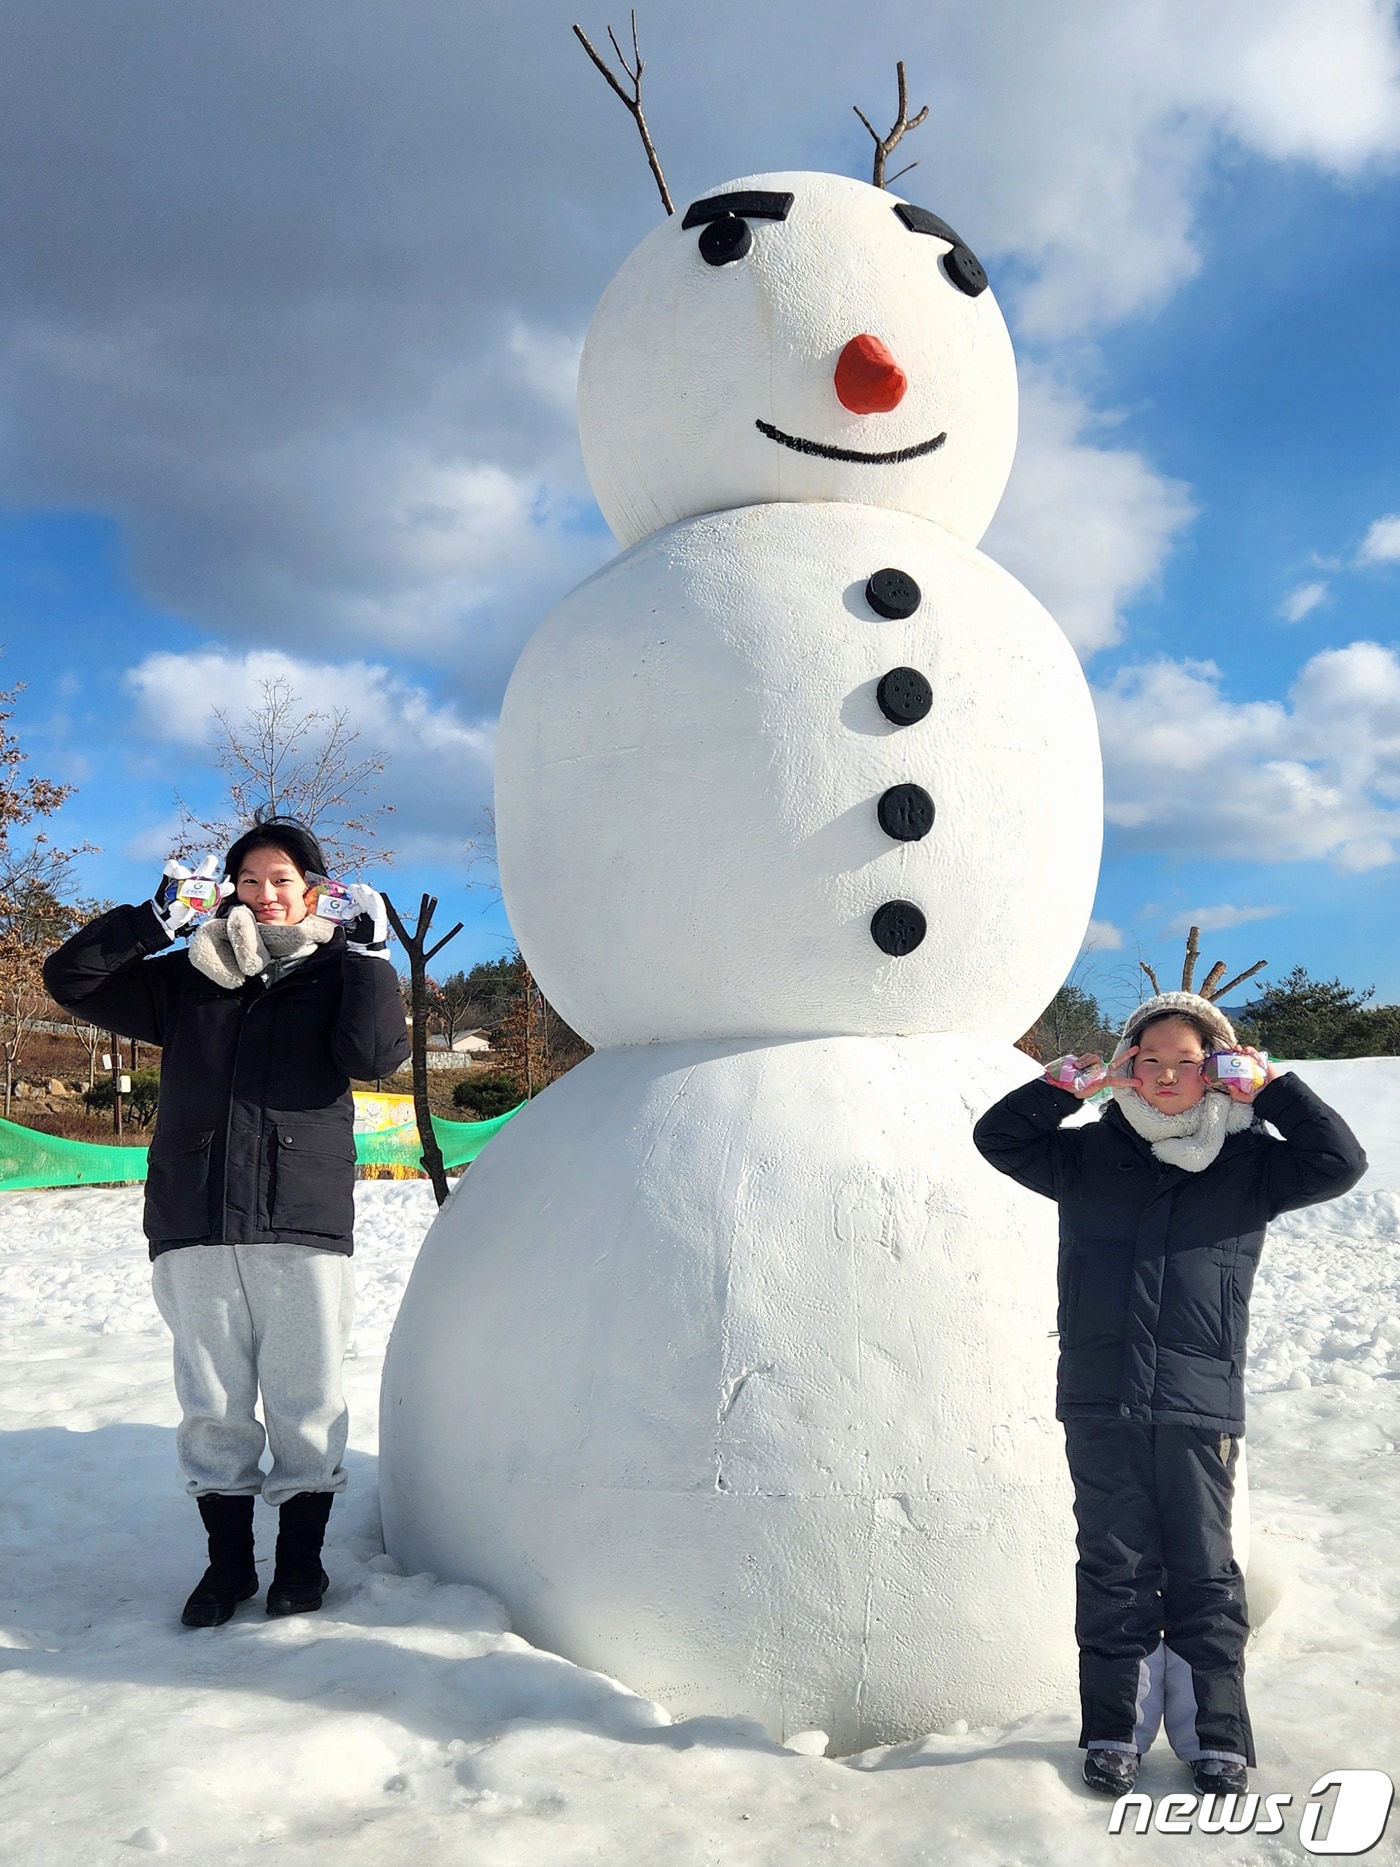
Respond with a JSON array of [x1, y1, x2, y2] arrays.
[[223, 814, 328, 888]]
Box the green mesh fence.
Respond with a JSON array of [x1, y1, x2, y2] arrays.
[[0, 1104, 523, 1193], [0, 1120, 149, 1191], [356, 1108, 523, 1173]]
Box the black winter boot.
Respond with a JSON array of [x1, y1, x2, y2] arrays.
[[1083, 1748, 1141, 1796], [266, 1491, 334, 1617], [1192, 1758, 1249, 1797], [182, 1493, 258, 1628]]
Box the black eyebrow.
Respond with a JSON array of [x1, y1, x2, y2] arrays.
[[682, 190, 795, 229], [894, 202, 966, 245]]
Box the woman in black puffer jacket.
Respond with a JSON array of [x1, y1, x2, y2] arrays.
[[974, 991, 1365, 1800], [44, 817, 409, 1627]]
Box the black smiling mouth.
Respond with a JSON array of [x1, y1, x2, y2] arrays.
[[755, 419, 947, 465]]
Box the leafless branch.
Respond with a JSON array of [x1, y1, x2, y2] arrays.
[[173, 676, 394, 873], [1139, 959, 1162, 995], [1181, 924, 1200, 993], [1199, 960, 1227, 1001], [573, 13, 674, 215], [1213, 960, 1268, 1002], [853, 60, 929, 190], [462, 805, 501, 905]]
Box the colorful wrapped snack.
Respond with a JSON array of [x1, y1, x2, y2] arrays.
[[158, 872, 222, 924], [1045, 1054, 1107, 1095], [1204, 1050, 1269, 1094], [304, 873, 359, 925]]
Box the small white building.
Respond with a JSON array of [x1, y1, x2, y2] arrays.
[[424, 1031, 492, 1070]]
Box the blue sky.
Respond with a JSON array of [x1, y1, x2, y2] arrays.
[[4, 1, 1400, 1020]]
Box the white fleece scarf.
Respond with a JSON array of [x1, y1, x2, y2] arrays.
[[1109, 1084, 1255, 1172], [189, 903, 336, 991]]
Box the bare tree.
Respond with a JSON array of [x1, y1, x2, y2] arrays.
[[573, 13, 674, 214], [384, 892, 463, 1206], [175, 676, 394, 872], [427, 971, 485, 1051], [463, 804, 501, 903], [854, 61, 929, 189], [492, 957, 546, 1101], [63, 1013, 104, 1093], [0, 683, 88, 1115]]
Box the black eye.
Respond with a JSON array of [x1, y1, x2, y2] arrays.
[[943, 245, 987, 297], [893, 202, 990, 298], [699, 213, 752, 267]]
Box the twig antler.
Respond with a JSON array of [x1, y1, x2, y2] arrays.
[[573, 13, 674, 215], [1181, 923, 1269, 1003], [853, 60, 929, 190], [1140, 925, 1268, 1006], [1209, 960, 1268, 1002], [1181, 924, 1201, 994]]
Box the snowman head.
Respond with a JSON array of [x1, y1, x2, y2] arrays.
[[578, 170, 1018, 549]]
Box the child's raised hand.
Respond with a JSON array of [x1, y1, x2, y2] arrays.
[[1100, 1048, 1140, 1092], [1044, 1050, 1134, 1100], [1210, 1045, 1276, 1104]]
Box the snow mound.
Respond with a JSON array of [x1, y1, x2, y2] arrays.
[[0, 1131, 1395, 1861]]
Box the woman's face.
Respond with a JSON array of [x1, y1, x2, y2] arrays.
[[1131, 1017, 1209, 1112], [235, 845, 311, 926]]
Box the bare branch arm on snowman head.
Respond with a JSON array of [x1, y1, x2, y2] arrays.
[[572, 13, 674, 216], [854, 60, 929, 190]]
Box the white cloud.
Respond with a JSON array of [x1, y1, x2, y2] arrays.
[[124, 648, 494, 865], [1185, 0, 1400, 170], [123, 815, 184, 865], [0, 0, 1394, 692], [1096, 641, 1400, 871], [982, 371, 1196, 654], [1278, 581, 1329, 623], [1165, 904, 1281, 936], [1081, 918, 1125, 951], [509, 321, 584, 416], [945, 0, 1400, 340], [1358, 514, 1400, 565]]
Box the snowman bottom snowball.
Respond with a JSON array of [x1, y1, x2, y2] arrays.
[[378, 1033, 1079, 1752]]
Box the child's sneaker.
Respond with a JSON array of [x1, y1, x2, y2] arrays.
[[1083, 1748, 1141, 1795], [1191, 1758, 1248, 1797]]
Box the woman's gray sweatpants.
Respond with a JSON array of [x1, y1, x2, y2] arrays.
[[152, 1242, 355, 1508]]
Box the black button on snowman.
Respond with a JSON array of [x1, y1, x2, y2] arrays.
[[863, 566, 934, 948]]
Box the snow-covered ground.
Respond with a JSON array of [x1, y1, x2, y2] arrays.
[[0, 1063, 1396, 1863]]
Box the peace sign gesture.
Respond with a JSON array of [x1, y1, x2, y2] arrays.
[[1044, 1049, 1139, 1100]]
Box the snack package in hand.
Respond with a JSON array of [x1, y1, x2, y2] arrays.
[[158, 871, 222, 924], [304, 873, 359, 926], [1204, 1050, 1269, 1094], [1045, 1054, 1107, 1096]]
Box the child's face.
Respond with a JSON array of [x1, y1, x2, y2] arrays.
[[1131, 1017, 1209, 1112]]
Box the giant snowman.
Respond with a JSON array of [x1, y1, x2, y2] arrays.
[[380, 171, 1103, 1753]]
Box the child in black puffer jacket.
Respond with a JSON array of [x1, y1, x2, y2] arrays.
[[974, 991, 1365, 1799]]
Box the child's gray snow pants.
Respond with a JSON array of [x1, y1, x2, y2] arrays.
[[152, 1242, 355, 1507]]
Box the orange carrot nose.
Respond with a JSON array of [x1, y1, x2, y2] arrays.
[[834, 334, 908, 414]]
